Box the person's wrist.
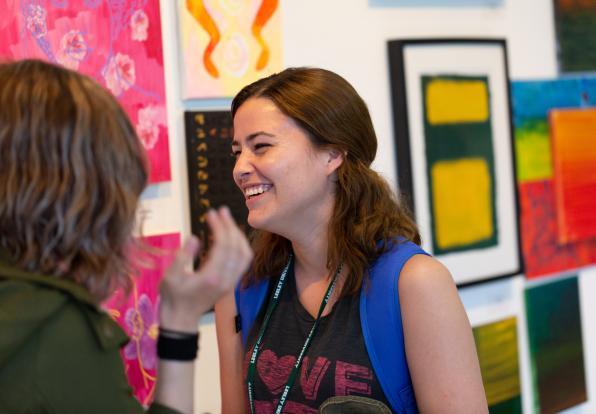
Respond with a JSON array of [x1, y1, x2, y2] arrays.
[[159, 303, 203, 333], [157, 327, 199, 361]]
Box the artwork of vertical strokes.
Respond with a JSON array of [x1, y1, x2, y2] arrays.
[[550, 108, 596, 243], [422, 75, 497, 255], [103, 233, 181, 406], [511, 78, 596, 278], [179, 0, 282, 99], [0, 0, 171, 183], [184, 111, 248, 250], [473, 318, 521, 414], [554, 0, 596, 72], [525, 276, 587, 414]]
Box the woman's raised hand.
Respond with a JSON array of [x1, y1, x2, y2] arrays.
[[159, 206, 253, 332]]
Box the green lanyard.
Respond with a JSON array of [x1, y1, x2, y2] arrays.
[[246, 255, 343, 414]]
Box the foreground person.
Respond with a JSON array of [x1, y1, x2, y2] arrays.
[[0, 59, 252, 413]]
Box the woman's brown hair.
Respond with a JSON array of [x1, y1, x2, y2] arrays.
[[0, 59, 148, 302], [232, 67, 420, 296]]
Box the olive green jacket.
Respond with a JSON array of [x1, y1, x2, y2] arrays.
[[0, 250, 180, 414]]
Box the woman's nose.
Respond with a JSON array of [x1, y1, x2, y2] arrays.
[[233, 151, 253, 184]]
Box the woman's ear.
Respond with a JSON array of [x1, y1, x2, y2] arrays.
[[326, 148, 345, 176]]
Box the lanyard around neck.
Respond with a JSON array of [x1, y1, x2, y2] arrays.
[[246, 255, 343, 414]]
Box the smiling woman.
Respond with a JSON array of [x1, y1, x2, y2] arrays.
[[215, 67, 488, 414]]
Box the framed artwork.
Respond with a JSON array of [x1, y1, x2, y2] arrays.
[[0, 0, 171, 183], [511, 78, 596, 278], [184, 110, 248, 251], [178, 0, 282, 99], [553, 0, 596, 73], [460, 276, 525, 413], [525, 275, 587, 413], [103, 233, 181, 406], [473, 317, 522, 414], [387, 39, 522, 285]]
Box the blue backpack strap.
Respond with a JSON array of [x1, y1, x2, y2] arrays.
[[360, 240, 429, 414], [235, 278, 270, 347]]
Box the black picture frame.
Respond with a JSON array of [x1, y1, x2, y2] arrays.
[[387, 38, 523, 286]]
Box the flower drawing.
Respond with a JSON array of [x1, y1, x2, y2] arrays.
[[130, 9, 149, 41], [26, 5, 48, 39], [123, 293, 158, 370], [104, 53, 136, 96], [136, 106, 160, 150], [57, 30, 88, 69]]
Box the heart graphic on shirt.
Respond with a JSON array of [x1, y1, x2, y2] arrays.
[[256, 349, 297, 395]]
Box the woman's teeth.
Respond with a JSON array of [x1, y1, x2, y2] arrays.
[[245, 185, 272, 198]]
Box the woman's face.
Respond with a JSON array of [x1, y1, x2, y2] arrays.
[[232, 97, 341, 238]]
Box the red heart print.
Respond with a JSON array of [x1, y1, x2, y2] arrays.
[[256, 349, 297, 395]]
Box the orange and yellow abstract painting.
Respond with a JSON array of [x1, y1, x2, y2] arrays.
[[179, 0, 282, 98]]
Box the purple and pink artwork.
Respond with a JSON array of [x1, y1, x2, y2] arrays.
[[103, 232, 180, 406]]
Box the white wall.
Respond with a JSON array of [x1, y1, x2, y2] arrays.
[[145, 1, 594, 412]]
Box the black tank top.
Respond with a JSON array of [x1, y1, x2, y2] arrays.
[[244, 263, 391, 413]]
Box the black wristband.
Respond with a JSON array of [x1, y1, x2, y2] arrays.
[[157, 327, 199, 361]]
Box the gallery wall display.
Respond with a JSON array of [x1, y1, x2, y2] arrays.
[[0, 0, 171, 183], [553, 0, 596, 73], [525, 276, 587, 413], [185, 110, 248, 251], [387, 38, 521, 285], [512, 78, 596, 278], [179, 0, 282, 99], [103, 233, 181, 406]]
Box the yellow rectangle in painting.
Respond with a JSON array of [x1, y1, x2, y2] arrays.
[[432, 158, 494, 250], [426, 79, 489, 125]]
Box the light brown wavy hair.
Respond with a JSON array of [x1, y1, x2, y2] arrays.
[[231, 67, 421, 296], [0, 59, 148, 302]]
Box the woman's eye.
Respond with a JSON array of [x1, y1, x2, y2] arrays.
[[254, 143, 270, 151], [230, 149, 241, 158]]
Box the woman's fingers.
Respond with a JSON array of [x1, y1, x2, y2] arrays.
[[159, 207, 252, 325], [166, 235, 200, 280], [217, 206, 247, 271], [201, 206, 251, 289]]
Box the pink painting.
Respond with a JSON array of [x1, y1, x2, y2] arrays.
[[0, 0, 171, 183], [103, 232, 180, 406]]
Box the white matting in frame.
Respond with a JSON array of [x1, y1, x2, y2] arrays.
[[388, 39, 522, 286]]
